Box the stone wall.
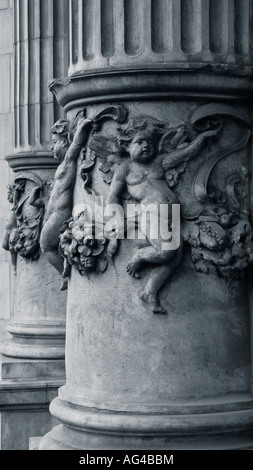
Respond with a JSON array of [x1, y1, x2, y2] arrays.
[[0, 0, 13, 344]]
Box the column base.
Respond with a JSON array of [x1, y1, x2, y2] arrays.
[[0, 323, 65, 359], [0, 355, 65, 449], [39, 396, 253, 450]]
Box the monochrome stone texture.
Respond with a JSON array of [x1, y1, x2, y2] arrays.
[[39, 0, 253, 450], [0, 0, 253, 451]]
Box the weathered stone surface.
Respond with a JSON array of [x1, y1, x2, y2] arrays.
[[29, 437, 42, 450], [1, 160, 67, 359], [0, 56, 11, 114], [40, 101, 253, 449], [1, 0, 69, 362], [39, 0, 253, 450], [0, 162, 10, 218], [68, 0, 253, 74], [0, 0, 14, 350], [0, 0, 10, 10], [13, 0, 68, 153], [0, 8, 13, 53], [0, 261, 10, 321], [0, 356, 65, 381], [0, 354, 64, 450]]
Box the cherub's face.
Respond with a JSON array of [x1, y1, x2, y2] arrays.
[[7, 186, 14, 203], [51, 134, 68, 162], [129, 131, 155, 163]]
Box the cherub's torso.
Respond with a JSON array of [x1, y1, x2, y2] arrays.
[[123, 156, 176, 203]]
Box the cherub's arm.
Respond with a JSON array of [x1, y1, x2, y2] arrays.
[[162, 127, 221, 171], [54, 118, 94, 188], [106, 163, 128, 206], [28, 186, 44, 208], [65, 118, 93, 164]]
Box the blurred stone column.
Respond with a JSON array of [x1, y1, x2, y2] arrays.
[[40, 0, 253, 450], [0, 0, 69, 360], [0, 0, 69, 449]]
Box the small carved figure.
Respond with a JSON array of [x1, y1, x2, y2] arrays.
[[2, 184, 20, 272], [90, 119, 220, 313], [40, 117, 93, 290], [2, 176, 45, 271]]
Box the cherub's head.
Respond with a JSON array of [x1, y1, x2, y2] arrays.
[[117, 120, 164, 163], [7, 184, 15, 203], [51, 119, 70, 163], [128, 130, 155, 163]]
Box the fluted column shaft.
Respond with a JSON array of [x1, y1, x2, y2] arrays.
[[69, 0, 252, 74], [14, 0, 69, 153]]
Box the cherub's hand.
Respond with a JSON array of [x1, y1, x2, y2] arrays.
[[202, 121, 223, 139], [73, 118, 93, 144], [28, 186, 43, 207]]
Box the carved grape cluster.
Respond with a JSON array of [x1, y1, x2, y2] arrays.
[[188, 211, 253, 277], [9, 223, 41, 260], [59, 213, 108, 276]]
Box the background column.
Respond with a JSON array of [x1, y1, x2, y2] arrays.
[[0, 0, 69, 450], [1, 0, 69, 359]]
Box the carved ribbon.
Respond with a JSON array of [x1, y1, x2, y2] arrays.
[[191, 103, 251, 203]]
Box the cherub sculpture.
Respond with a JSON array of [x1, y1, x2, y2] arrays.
[[89, 119, 220, 313], [40, 116, 93, 290]]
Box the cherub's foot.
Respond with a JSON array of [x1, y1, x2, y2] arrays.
[[140, 290, 167, 315], [60, 278, 68, 291], [126, 259, 142, 279]]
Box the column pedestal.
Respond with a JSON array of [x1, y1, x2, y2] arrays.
[[0, 0, 69, 450], [1, 0, 69, 360], [40, 0, 253, 450], [0, 354, 64, 450], [1, 154, 66, 360]]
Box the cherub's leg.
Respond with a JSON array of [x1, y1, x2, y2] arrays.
[[140, 265, 171, 314], [127, 208, 180, 277], [126, 243, 175, 278], [62, 258, 71, 278], [40, 213, 65, 277], [140, 246, 183, 314], [10, 251, 17, 275], [42, 244, 64, 277]]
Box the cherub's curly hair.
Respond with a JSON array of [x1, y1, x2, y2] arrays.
[[51, 110, 86, 143], [51, 119, 70, 139], [116, 119, 166, 155]]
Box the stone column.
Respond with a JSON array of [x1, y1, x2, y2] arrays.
[[40, 0, 253, 450], [0, 0, 69, 360], [0, 0, 69, 451]]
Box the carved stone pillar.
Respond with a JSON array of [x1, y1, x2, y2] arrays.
[[40, 0, 253, 449], [1, 0, 69, 359]]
